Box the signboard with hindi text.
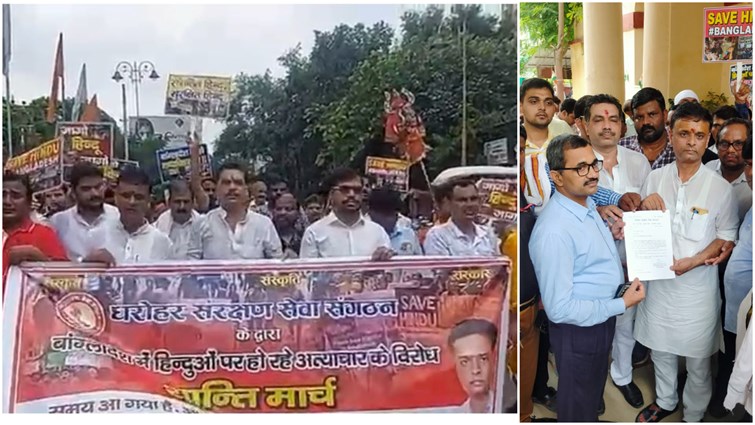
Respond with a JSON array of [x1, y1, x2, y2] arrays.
[[155, 144, 212, 183], [730, 63, 753, 104], [2, 257, 510, 413], [476, 177, 517, 228], [365, 156, 410, 192], [56, 122, 114, 183], [703, 6, 753, 63], [164, 74, 232, 119], [3, 138, 63, 195]]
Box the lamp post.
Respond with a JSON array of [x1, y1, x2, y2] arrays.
[[111, 61, 159, 160]]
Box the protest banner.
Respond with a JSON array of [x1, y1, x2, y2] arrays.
[[702, 6, 753, 63], [129, 116, 203, 148], [476, 177, 517, 228], [164, 74, 232, 119], [365, 156, 410, 192], [2, 257, 510, 413], [3, 138, 63, 195], [156, 145, 212, 183], [56, 122, 114, 183]]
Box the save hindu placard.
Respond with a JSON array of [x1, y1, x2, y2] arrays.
[[2, 257, 510, 413], [703, 6, 753, 63], [4, 138, 63, 195]]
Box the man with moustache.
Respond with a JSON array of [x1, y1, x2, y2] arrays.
[[271, 192, 305, 258], [3, 172, 67, 288], [530, 134, 646, 422], [620, 88, 676, 170], [584, 94, 652, 409], [200, 162, 283, 260], [44, 185, 71, 217], [50, 162, 120, 261], [706, 118, 753, 223], [635, 102, 740, 423], [520, 79, 639, 217], [300, 168, 393, 260], [154, 179, 204, 260], [423, 179, 500, 257], [82, 167, 173, 265]]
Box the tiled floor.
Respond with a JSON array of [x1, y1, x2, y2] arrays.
[[530, 352, 748, 422]]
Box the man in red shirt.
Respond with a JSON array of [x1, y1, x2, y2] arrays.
[[3, 172, 67, 287]]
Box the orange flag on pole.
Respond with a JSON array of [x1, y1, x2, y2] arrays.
[[45, 33, 64, 123], [79, 94, 100, 122]]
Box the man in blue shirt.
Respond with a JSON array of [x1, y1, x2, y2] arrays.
[[530, 134, 646, 422], [367, 188, 423, 256]]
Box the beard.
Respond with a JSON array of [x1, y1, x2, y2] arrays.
[[637, 125, 666, 144]]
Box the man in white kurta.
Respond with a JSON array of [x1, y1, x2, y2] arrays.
[[584, 94, 652, 409], [634, 102, 739, 423]]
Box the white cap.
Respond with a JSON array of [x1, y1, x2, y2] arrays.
[[674, 89, 699, 105]]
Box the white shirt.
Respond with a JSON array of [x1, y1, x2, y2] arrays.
[[49, 204, 120, 260], [635, 163, 739, 358], [456, 391, 495, 413], [549, 116, 575, 138], [594, 145, 652, 195], [705, 159, 753, 223], [154, 210, 204, 260], [423, 220, 500, 257], [100, 220, 173, 264], [300, 212, 390, 258], [200, 208, 283, 260]]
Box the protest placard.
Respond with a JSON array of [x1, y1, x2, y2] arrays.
[[703, 6, 753, 63], [365, 156, 410, 192], [164, 74, 232, 119], [56, 122, 114, 183], [155, 144, 212, 183], [4, 138, 63, 195], [3, 257, 510, 413]]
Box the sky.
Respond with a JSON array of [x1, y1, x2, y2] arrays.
[[6, 4, 419, 150]]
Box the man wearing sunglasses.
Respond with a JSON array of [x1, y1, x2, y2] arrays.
[[530, 134, 646, 422], [300, 167, 392, 261]]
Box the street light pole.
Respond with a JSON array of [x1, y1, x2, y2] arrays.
[[461, 15, 468, 166], [111, 60, 159, 160], [121, 83, 128, 160]]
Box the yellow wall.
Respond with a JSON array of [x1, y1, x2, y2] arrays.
[[570, 2, 745, 104], [666, 2, 733, 104]]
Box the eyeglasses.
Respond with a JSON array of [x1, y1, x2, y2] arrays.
[[717, 140, 746, 151], [553, 159, 604, 176]]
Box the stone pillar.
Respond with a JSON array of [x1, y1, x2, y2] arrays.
[[642, 2, 671, 99], [582, 2, 626, 98]]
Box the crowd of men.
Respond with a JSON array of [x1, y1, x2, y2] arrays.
[[520, 77, 753, 422]]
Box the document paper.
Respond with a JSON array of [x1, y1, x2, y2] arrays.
[[623, 210, 675, 281]]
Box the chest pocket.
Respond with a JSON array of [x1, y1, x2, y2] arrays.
[[684, 210, 710, 242]]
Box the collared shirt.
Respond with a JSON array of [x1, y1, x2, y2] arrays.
[[99, 220, 173, 264], [619, 134, 676, 170], [524, 129, 554, 156], [594, 145, 652, 195], [724, 207, 753, 334], [300, 212, 391, 259], [388, 224, 423, 256], [705, 159, 753, 223], [423, 220, 500, 257], [457, 391, 494, 413], [529, 192, 626, 327], [3, 217, 68, 288], [549, 116, 575, 137], [154, 210, 204, 260], [200, 208, 283, 260], [49, 204, 121, 260]]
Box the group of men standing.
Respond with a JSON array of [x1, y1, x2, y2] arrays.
[[520, 77, 752, 422]]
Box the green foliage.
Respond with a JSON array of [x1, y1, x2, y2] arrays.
[[519, 2, 582, 59], [699, 91, 729, 113], [214, 5, 517, 195]]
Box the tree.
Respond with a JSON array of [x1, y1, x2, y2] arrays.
[[520, 2, 583, 99]]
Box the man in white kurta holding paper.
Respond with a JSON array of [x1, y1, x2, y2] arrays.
[[583, 93, 652, 409], [634, 102, 739, 423]]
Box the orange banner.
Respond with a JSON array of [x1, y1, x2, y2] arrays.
[[3, 257, 511, 413]]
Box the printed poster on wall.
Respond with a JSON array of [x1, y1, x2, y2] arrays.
[[2, 257, 510, 413]]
